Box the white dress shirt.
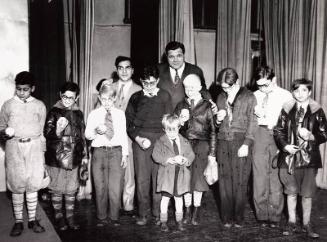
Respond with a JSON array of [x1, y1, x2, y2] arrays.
[[169, 63, 185, 81], [117, 79, 133, 98], [254, 85, 293, 129], [85, 106, 128, 156]]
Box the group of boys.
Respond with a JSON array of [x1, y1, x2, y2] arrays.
[[0, 40, 326, 240]]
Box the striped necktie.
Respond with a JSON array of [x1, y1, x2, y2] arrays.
[[105, 110, 114, 140], [174, 69, 180, 84]]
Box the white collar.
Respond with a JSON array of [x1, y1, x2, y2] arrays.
[[143, 87, 159, 97], [14, 95, 35, 103], [118, 79, 132, 89], [169, 63, 185, 77]]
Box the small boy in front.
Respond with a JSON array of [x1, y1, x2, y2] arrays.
[[274, 78, 327, 239], [152, 114, 195, 232], [0, 71, 47, 236]]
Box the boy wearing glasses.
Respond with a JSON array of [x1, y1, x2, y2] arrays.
[[85, 82, 128, 227], [252, 66, 292, 228], [126, 65, 173, 226], [0, 71, 46, 236]]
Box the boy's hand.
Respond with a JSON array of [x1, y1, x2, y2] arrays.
[[57, 117, 69, 130], [96, 124, 107, 135], [5, 127, 15, 137], [209, 100, 218, 115], [254, 105, 265, 118], [166, 157, 176, 165], [237, 144, 249, 157], [216, 109, 227, 122], [135, 136, 151, 150], [298, 128, 313, 141], [284, 144, 299, 155], [179, 109, 190, 124], [175, 155, 187, 165], [121, 155, 128, 168]]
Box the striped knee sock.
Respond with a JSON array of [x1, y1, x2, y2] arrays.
[[51, 193, 63, 219], [65, 194, 76, 219], [26, 192, 38, 222], [12, 193, 24, 223]]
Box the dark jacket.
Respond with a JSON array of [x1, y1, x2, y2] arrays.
[[274, 99, 327, 168], [157, 62, 210, 109], [44, 101, 88, 169], [174, 98, 216, 156], [216, 87, 257, 145]]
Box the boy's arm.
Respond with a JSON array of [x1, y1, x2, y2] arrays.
[[44, 109, 60, 139], [0, 103, 9, 140], [244, 94, 258, 146], [125, 95, 138, 140], [152, 139, 171, 166], [84, 111, 98, 141], [312, 108, 327, 145], [273, 109, 290, 150]]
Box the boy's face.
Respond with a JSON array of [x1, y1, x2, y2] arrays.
[[98, 93, 116, 110], [60, 91, 78, 108], [293, 84, 311, 103], [184, 82, 201, 99], [141, 76, 159, 93], [15, 84, 35, 102], [117, 60, 133, 82], [256, 78, 273, 94], [165, 125, 180, 140], [167, 48, 185, 70]]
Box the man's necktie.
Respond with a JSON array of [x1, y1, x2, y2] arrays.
[[174, 69, 180, 84], [116, 84, 125, 108], [105, 110, 114, 140], [172, 139, 179, 155]]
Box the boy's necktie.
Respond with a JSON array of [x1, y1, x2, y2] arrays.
[[105, 110, 114, 140], [174, 69, 180, 84], [172, 139, 179, 155]]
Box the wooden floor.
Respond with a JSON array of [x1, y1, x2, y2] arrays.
[[40, 185, 327, 242]]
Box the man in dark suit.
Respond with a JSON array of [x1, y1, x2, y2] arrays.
[[157, 41, 209, 109]]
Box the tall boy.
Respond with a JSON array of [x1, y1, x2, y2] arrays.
[[274, 78, 327, 238], [0, 71, 47, 236], [126, 65, 173, 225]]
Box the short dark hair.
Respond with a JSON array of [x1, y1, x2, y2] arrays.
[[165, 41, 185, 54], [254, 66, 275, 81], [140, 65, 159, 81], [96, 78, 108, 92], [15, 71, 35, 87], [60, 82, 80, 96], [291, 78, 313, 92], [115, 56, 133, 68], [216, 68, 239, 86]]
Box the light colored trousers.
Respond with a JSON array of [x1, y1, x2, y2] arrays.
[[123, 137, 135, 211], [252, 126, 284, 222]]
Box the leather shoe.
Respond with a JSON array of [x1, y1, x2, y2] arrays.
[[177, 221, 185, 231], [10, 222, 24, 237], [136, 217, 147, 226], [28, 220, 45, 233], [67, 217, 80, 230], [111, 220, 121, 227], [56, 217, 68, 231], [160, 222, 169, 232]]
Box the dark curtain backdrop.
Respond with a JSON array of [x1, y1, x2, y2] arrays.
[[131, 0, 159, 80], [215, 0, 252, 86], [29, 0, 67, 109]]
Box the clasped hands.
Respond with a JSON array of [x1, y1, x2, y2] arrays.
[[167, 155, 188, 166]]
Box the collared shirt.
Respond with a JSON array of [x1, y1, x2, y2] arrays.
[[188, 94, 202, 107], [117, 79, 133, 98], [14, 95, 35, 103], [254, 85, 292, 129], [85, 106, 128, 156], [169, 63, 185, 81], [143, 87, 159, 97]]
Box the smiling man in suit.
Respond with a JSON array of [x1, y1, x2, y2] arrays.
[[158, 41, 209, 109], [113, 56, 142, 215]]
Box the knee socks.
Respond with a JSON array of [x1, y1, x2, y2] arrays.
[[65, 193, 76, 219], [51, 193, 63, 219], [26, 192, 38, 222], [12, 193, 24, 223]]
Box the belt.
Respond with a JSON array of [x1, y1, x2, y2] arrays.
[[97, 145, 121, 151], [18, 138, 31, 143]]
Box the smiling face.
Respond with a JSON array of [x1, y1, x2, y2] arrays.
[[60, 90, 77, 108], [164, 125, 180, 140], [293, 84, 311, 104], [15, 84, 35, 102], [167, 48, 185, 70], [117, 60, 133, 82], [141, 76, 159, 93], [183, 75, 202, 99]]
